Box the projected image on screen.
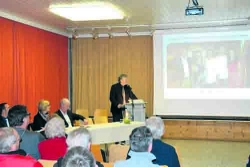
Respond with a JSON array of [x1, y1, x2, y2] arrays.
[[164, 39, 250, 99], [167, 41, 249, 88]]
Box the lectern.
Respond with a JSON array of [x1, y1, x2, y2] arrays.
[[124, 99, 146, 122]]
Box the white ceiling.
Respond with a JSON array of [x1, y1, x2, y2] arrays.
[[0, 0, 250, 36]]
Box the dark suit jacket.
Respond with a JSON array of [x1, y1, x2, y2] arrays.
[[126, 139, 180, 167], [0, 116, 7, 128], [109, 83, 137, 114], [32, 113, 47, 131], [55, 110, 85, 128]]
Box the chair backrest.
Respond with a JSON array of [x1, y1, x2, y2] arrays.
[[108, 144, 130, 163], [38, 159, 56, 167], [94, 109, 108, 117], [76, 109, 89, 118], [90, 144, 103, 162], [102, 163, 114, 167], [94, 116, 108, 124]]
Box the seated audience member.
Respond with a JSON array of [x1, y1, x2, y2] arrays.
[[62, 146, 96, 167], [115, 126, 159, 167], [0, 102, 10, 127], [38, 117, 67, 160], [126, 116, 180, 167], [0, 127, 42, 167], [8, 105, 45, 159], [32, 100, 50, 132], [55, 98, 87, 127], [54, 127, 103, 167]]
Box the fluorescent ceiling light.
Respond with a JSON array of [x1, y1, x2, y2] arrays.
[[49, 2, 124, 21]]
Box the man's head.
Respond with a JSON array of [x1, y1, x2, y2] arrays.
[[146, 116, 165, 139], [0, 102, 10, 118], [66, 128, 91, 150], [60, 98, 71, 113], [62, 146, 96, 167], [0, 127, 20, 153], [118, 74, 128, 86], [8, 105, 30, 129], [129, 126, 153, 153]]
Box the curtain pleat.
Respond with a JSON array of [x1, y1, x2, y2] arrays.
[[72, 36, 153, 116], [0, 17, 68, 119]]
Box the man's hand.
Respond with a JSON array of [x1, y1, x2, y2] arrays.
[[83, 119, 88, 125], [117, 104, 123, 108]]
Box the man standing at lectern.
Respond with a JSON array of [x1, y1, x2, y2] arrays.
[[109, 74, 138, 122]]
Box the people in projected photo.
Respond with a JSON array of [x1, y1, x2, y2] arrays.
[[166, 43, 250, 89]]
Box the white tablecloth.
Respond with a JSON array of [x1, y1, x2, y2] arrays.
[[65, 122, 145, 144]]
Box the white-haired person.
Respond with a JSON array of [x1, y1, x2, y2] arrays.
[[32, 100, 51, 132], [38, 117, 67, 160], [61, 146, 97, 167], [53, 127, 103, 167], [55, 98, 87, 127], [0, 127, 42, 167], [115, 126, 159, 167], [126, 116, 180, 167]]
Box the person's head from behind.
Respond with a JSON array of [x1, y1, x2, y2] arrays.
[[129, 126, 153, 153], [118, 74, 128, 86], [66, 128, 91, 150], [0, 127, 20, 153], [8, 105, 30, 129], [146, 116, 165, 139], [62, 146, 96, 167], [60, 98, 71, 113], [45, 117, 65, 139], [38, 100, 50, 117], [0, 102, 10, 118]]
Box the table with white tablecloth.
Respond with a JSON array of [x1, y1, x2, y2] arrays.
[[65, 121, 145, 144]]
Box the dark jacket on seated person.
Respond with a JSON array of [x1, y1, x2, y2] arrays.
[[0, 116, 8, 128], [126, 139, 180, 167], [53, 157, 104, 167], [32, 112, 47, 131], [55, 110, 85, 127]]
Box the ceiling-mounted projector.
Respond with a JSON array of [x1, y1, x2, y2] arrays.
[[185, 0, 204, 16], [185, 6, 204, 16]]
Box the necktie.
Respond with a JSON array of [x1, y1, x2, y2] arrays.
[[122, 86, 126, 104]]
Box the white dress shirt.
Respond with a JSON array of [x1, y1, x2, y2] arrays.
[[60, 110, 72, 127]]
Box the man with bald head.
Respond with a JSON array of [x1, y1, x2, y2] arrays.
[[55, 98, 86, 127]]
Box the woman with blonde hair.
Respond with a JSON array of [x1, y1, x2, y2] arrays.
[[32, 100, 51, 132]]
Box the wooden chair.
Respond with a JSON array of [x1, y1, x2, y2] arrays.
[[108, 144, 130, 163], [94, 109, 108, 117], [76, 109, 89, 118], [90, 144, 103, 162], [94, 116, 108, 124], [103, 163, 114, 167], [38, 159, 56, 167]]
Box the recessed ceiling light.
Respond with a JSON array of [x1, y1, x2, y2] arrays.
[[49, 2, 124, 21]]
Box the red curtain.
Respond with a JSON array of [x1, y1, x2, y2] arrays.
[[0, 18, 15, 106], [0, 17, 68, 119]]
